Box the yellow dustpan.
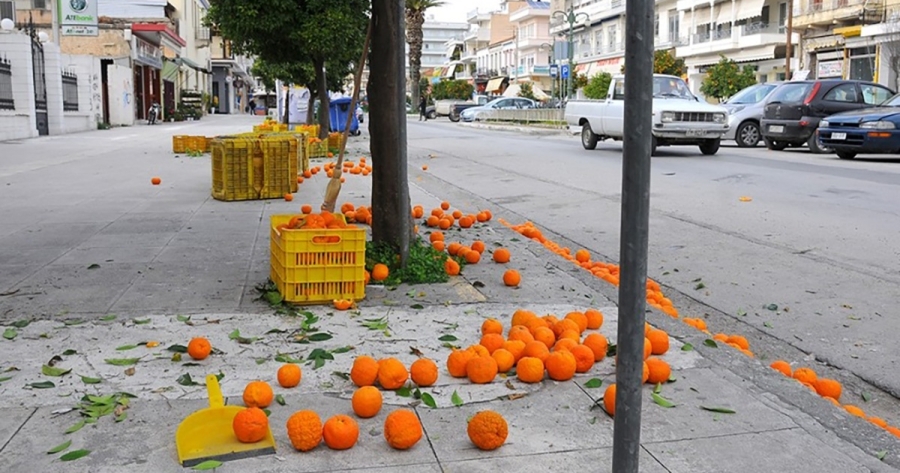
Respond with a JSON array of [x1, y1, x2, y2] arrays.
[[176, 374, 276, 467]]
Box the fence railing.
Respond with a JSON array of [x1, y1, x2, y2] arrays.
[[0, 56, 13, 111], [473, 108, 566, 125], [62, 69, 79, 112]]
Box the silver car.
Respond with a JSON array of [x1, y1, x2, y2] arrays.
[[722, 82, 782, 147]]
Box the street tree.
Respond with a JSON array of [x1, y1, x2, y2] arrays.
[[406, 0, 445, 112], [518, 82, 537, 100], [583, 72, 613, 99], [620, 50, 686, 76], [206, 0, 368, 138], [700, 56, 757, 101]]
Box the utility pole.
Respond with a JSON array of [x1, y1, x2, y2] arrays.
[[514, 28, 520, 83], [552, 6, 589, 99], [613, 0, 653, 469], [785, 0, 793, 79], [541, 41, 555, 102]]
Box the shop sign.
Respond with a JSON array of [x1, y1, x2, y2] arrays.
[[134, 38, 163, 69]]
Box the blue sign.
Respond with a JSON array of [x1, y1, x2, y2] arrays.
[[561, 64, 570, 79], [550, 64, 558, 78]]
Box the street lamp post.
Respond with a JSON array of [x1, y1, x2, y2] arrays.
[[540, 41, 554, 102], [553, 7, 589, 100]]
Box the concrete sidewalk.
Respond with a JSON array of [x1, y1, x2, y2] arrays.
[[0, 115, 897, 472]]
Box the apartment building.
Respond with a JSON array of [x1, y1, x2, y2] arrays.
[[416, 20, 468, 82], [509, 0, 554, 92], [860, 0, 900, 89], [791, 0, 882, 82], [458, 8, 492, 84]]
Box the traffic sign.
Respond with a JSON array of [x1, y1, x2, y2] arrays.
[[550, 64, 559, 78], [561, 64, 570, 79]]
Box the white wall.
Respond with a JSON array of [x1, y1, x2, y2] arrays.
[[59, 53, 102, 133], [0, 33, 37, 142], [42, 42, 65, 135], [108, 64, 135, 126]]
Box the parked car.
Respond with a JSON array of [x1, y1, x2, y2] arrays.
[[449, 95, 492, 122], [818, 92, 900, 159], [565, 74, 729, 155], [721, 82, 782, 147], [459, 97, 537, 122], [760, 80, 895, 153]]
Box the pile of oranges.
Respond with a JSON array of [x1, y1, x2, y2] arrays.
[[274, 211, 355, 232], [325, 157, 372, 177], [416, 201, 492, 230]]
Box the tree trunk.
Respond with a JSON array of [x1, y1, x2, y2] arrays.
[[314, 58, 330, 139], [370, 0, 412, 264], [282, 86, 290, 125], [405, 8, 425, 115], [306, 89, 315, 125]]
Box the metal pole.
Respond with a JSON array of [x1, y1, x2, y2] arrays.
[[785, 0, 793, 79], [612, 0, 653, 468], [567, 11, 575, 99]]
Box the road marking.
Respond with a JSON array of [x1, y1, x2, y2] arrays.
[[163, 125, 190, 132], [110, 134, 139, 141]]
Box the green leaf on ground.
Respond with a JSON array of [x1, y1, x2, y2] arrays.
[[410, 304, 424, 310], [265, 291, 283, 306], [764, 321, 773, 328], [421, 392, 437, 408], [47, 439, 71, 454], [65, 420, 86, 434], [192, 460, 223, 470], [694, 282, 706, 290], [176, 373, 201, 386], [99, 314, 117, 322], [167, 344, 188, 353], [60, 449, 90, 461], [105, 358, 139, 366], [653, 383, 663, 394], [681, 343, 694, 351], [0, 376, 12, 383], [584, 378, 602, 389], [2, 328, 17, 340], [228, 329, 257, 344], [451, 390, 463, 407], [332, 371, 350, 381], [308, 333, 332, 342], [87, 264, 100, 270], [765, 303, 778, 311], [29, 381, 55, 389], [266, 328, 287, 334], [41, 365, 71, 377], [176, 315, 191, 323], [115, 344, 139, 351], [62, 349, 77, 356], [275, 353, 303, 364], [133, 318, 151, 325], [361, 317, 389, 331], [876, 451, 887, 461], [861, 391, 872, 403], [703, 339, 718, 348], [652, 392, 676, 408], [700, 406, 736, 414], [81, 375, 101, 384], [737, 309, 747, 317], [396, 385, 412, 397], [11, 319, 30, 328], [606, 344, 618, 357], [438, 334, 458, 342], [115, 412, 127, 422], [275, 394, 286, 406]]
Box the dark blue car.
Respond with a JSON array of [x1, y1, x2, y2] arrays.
[[818, 93, 900, 159]]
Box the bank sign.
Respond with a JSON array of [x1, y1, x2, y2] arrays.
[[58, 0, 98, 36]]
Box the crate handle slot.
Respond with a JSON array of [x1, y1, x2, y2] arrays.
[[311, 235, 342, 245]]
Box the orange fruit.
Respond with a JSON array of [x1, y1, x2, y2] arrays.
[[726, 335, 750, 350], [479, 333, 505, 354], [643, 337, 653, 360], [502, 269, 521, 287], [377, 358, 409, 390], [471, 241, 485, 254], [551, 319, 580, 338], [552, 338, 578, 352], [433, 240, 446, 252], [493, 248, 511, 263], [564, 312, 588, 333], [383, 409, 423, 450], [322, 414, 359, 450], [545, 350, 577, 381], [439, 218, 452, 230], [301, 204, 313, 214], [444, 258, 460, 276], [481, 318, 503, 335], [466, 355, 498, 384], [447, 349, 476, 378], [467, 344, 490, 358], [642, 362, 650, 383], [531, 326, 556, 349], [371, 263, 389, 281], [524, 316, 549, 333], [440, 201, 450, 210], [410, 358, 439, 387], [575, 249, 590, 263], [351, 386, 383, 419], [792, 367, 817, 385], [516, 357, 545, 383], [447, 242, 462, 255], [557, 329, 581, 343], [232, 407, 269, 443], [151, 176, 161, 185], [508, 325, 535, 345], [511, 309, 538, 328], [350, 355, 379, 387], [467, 411, 508, 451], [426, 215, 440, 227], [582, 333, 609, 362], [501, 339, 526, 362], [646, 329, 670, 355], [844, 405, 866, 418], [459, 216, 474, 228], [286, 410, 323, 451], [584, 308, 604, 329], [523, 341, 550, 362], [603, 384, 617, 416], [284, 193, 294, 201], [464, 250, 480, 264], [868, 417, 888, 428], [277, 364, 302, 388], [187, 337, 211, 360], [243, 381, 274, 408], [645, 357, 671, 384], [569, 345, 595, 373], [491, 349, 515, 373], [429, 231, 444, 243], [814, 378, 842, 401], [421, 165, 428, 171], [769, 360, 792, 377]]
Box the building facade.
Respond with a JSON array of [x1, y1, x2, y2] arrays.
[[417, 20, 468, 83], [509, 0, 554, 93]]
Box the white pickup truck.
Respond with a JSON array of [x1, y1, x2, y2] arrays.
[[565, 74, 730, 155]]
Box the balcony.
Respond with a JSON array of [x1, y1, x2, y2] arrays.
[[676, 21, 798, 58], [792, 0, 882, 28], [516, 36, 555, 50], [464, 28, 491, 43], [510, 4, 551, 23]]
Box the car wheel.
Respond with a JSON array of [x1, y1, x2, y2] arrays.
[[836, 150, 857, 160], [807, 134, 829, 154], [764, 137, 788, 151], [449, 112, 460, 123], [736, 121, 761, 148], [699, 138, 720, 155], [581, 123, 598, 150], [428, 110, 437, 119]]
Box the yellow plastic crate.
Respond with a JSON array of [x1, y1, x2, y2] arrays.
[[210, 137, 299, 201], [173, 135, 187, 153], [308, 139, 328, 158], [238, 131, 309, 173], [328, 133, 344, 149], [294, 124, 320, 138], [185, 136, 209, 153], [269, 215, 366, 304]]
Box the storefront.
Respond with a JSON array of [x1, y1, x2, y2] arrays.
[[130, 23, 185, 120]]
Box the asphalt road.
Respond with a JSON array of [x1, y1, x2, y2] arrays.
[[406, 119, 900, 399]]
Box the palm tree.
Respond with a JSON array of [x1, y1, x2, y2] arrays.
[[406, 0, 444, 111]]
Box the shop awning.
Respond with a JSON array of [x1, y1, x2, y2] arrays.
[[486, 77, 505, 92], [735, 0, 765, 21], [178, 57, 209, 74], [834, 25, 862, 38], [806, 35, 844, 51], [131, 23, 186, 51], [816, 50, 844, 61], [688, 45, 776, 67], [716, 4, 733, 24], [694, 6, 715, 25]]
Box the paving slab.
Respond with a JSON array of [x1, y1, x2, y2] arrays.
[[51, 246, 164, 265], [0, 407, 34, 452], [8, 263, 144, 314], [0, 264, 41, 292], [441, 446, 669, 473], [1, 222, 107, 248]]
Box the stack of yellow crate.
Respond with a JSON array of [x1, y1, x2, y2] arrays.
[[327, 132, 343, 150], [210, 136, 299, 201]]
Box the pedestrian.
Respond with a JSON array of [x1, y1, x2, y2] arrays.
[[419, 94, 428, 121]]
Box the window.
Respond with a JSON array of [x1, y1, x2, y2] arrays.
[[655, 12, 660, 37], [668, 10, 680, 43], [823, 83, 858, 103], [850, 46, 876, 82], [613, 80, 625, 100], [0, 1, 13, 20], [778, 2, 787, 32], [33, 0, 47, 8], [760, 5, 770, 24], [860, 84, 892, 105], [607, 24, 617, 51], [595, 29, 603, 53]]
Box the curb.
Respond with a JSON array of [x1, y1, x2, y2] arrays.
[[457, 122, 568, 137]]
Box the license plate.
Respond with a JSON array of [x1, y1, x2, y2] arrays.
[[769, 125, 784, 133], [831, 132, 847, 140], [686, 130, 707, 137]]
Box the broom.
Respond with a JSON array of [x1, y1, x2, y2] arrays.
[[321, 18, 373, 213]]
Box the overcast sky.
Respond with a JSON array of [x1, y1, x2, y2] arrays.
[[429, 0, 503, 23]]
